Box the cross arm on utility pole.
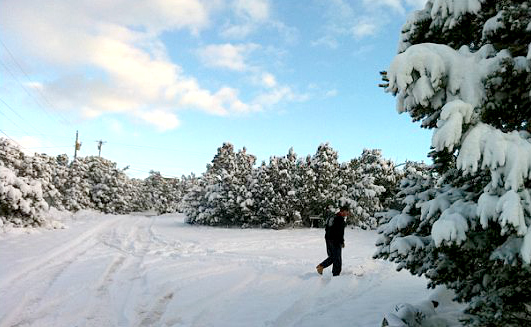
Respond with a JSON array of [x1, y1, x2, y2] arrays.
[[96, 139, 107, 157]]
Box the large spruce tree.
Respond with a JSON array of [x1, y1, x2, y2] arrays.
[[375, 1, 531, 325]]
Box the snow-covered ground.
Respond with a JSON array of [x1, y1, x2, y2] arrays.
[[0, 212, 463, 327]]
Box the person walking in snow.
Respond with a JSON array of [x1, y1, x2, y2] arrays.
[[316, 205, 348, 276]]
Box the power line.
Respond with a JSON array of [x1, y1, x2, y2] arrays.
[[0, 58, 71, 130], [0, 129, 71, 140], [0, 97, 56, 140], [0, 40, 72, 127], [0, 130, 26, 149], [0, 103, 34, 136], [23, 145, 71, 149], [0, 97, 70, 150], [106, 141, 213, 157]]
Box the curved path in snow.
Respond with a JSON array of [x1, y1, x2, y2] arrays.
[[0, 213, 430, 326]]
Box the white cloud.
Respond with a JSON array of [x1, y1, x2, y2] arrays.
[[314, 0, 426, 45], [198, 43, 259, 71], [14, 136, 44, 154], [221, 24, 256, 39], [352, 21, 378, 39], [233, 0, 270, 22], [1, 0, 312, 130], [363, 0, 405, 14], [137, 110, 180, 131], [325, 89, 338, 98], [311, 36, 339, 49], [220, 0, 271, 39], [106, 119, 125, 135], [0, 0, 255, 131], [253, 86, 308, 108], [261, 73, 277, 88]]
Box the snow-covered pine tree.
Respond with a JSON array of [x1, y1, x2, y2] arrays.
[[358, 149, 399, 212], [58, 158, 92, 211], [157, 176, 183, 214], [181, 174, 206, 224], [253, 148, 301, 228], [143, 171, 183, 214], [186, 143, 256, 226], [307, 143, 341, 223], [342, 149, 399, 229], [232, 147, 257, 225], [0, 138, 65, 210], [175, 173, 195, 212], [251, 161, 274, 226], [375, 161, 436, 265], [178, 173, 199, 214], [0, 164, 49, 227], [128, 177, 151, 213], [274, 148, 301, 226], [375, 1, 531, 325], [294, 154, 316, 223], [342, 158, 384, 229], [86, 156, 135, 214]]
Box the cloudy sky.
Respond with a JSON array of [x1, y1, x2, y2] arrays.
[[0, 0, 429, 178]]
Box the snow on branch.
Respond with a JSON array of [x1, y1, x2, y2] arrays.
[[457, 123, 531, 191], [432, 100, 474, 151], [387, 43, 509, 119], [390, 235, 427, 256], [431, 200, 476, 246], [430, 0, 483, 29]]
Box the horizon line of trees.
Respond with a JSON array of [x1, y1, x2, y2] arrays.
[[0, 137, 425, 229]]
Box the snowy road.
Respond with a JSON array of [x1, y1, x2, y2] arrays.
[[0, 212, 433, 327]]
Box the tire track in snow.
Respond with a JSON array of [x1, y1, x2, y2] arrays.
[[82, 216, 158, 325], [0, 217, 119, 291], [96, 255, 127, 295], [0, 229, 108, 327], [138, 292, 175, 326], [1, 216, 152, 327]]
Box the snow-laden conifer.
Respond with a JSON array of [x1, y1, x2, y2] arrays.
[[184, 143, 256, 226], [0, 164, 49, 227], [376, 1, 531, 325], [0, 139, 65, 210]]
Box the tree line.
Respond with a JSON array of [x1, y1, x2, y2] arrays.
[[0, 138, 417, 229]]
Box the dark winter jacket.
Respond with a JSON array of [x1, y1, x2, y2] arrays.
[[324, 213, 345, 244]]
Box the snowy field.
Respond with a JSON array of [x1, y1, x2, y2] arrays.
[[0, 212, 462, 327]]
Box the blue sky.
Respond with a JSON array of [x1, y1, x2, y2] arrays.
[[0, 0, 430, 178]]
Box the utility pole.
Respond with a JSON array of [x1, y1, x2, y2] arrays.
[[74, 130, 81, 160], [96, 139, 107, 157]]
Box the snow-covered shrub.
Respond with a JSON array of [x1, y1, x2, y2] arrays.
[[342, 149, 399, 229], [183, 142, 403, 229], [306, 143, 342, 220], [0, 138, 66, 210], [143, 171, 184, 214], [87, 156, 136, 214], [376, 1, 531, 325], [57, 156, 138, 214], [58, 158, 93, 212], [183, 143, 256, 226], [252, 148, 301, 228], [0, 165, 49, 227]]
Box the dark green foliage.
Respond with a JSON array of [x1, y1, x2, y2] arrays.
[[183, 143, 402, 229], [377, 1, 531, 325]]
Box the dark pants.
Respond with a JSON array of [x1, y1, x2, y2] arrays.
[[320, 239, 342, 276]]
